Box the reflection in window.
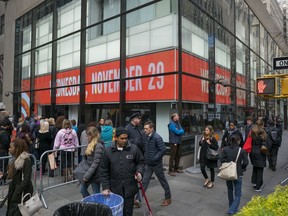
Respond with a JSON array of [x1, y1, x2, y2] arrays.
[[35, 45, 52, 75], [22, 53, 31, 79]]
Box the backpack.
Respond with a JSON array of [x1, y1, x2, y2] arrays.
[[267, 127, 281, 145], [61, 131, 75, 147]]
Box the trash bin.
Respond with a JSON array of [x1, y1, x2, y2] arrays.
[[53, 202, 112, 216], [82, 193, 124, 216]]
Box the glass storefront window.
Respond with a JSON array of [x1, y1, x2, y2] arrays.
[[15, 12, 32, 54], [35, 0, 53, 46], [260, 24, 267, 60], [215, 0, 235, 33], [250, 11, 260, 54], [21, 52, 31, 79], [57, 0, 81, 38], [235, 0, 249, 45], [35, 44, 52, 76], [215, 24, 231, 70]]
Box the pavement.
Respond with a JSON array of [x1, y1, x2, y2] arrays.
[[1, 130, 288, 216]]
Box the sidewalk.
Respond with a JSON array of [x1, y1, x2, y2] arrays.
[[1, 131, 288, 216]]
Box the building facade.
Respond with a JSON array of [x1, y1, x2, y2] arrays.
[[1, 0, 288, 156]]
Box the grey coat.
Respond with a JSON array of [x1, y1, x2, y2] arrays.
[[83, 142, 104, 184]]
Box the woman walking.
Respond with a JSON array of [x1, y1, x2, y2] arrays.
[[80, 126, 104, 197], [220, 134, 249, 215], [199, 125, 219, 188], [6, 138, 33, 216]]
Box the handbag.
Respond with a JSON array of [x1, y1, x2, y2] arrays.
[[18, 192, 43, 216], [73, 159, 90, 182], [48, 153, 57, 170], [243, 131, 252, 153], [206, 147, 219, 161], [217, 148, 241, 180], [197, 146, 201, 161], [260, 145, 269, 154]]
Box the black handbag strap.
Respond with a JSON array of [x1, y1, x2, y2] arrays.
[[235, 148, 241, 163]]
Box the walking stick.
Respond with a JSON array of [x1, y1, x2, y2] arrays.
[[137, 180, 153, 216]]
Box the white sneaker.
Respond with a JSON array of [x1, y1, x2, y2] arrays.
[[255, 189, 262, 192]]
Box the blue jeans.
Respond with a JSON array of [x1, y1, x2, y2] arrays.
[[226, 176, 242, 214], [80, 182, 100, 198]]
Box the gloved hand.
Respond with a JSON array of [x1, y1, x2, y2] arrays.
[[135, 172, 142, 182]]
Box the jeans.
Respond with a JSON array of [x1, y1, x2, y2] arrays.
[[136, 162, 171, 201], [226, 176, 242, 214], [80, 182, 100, 198]]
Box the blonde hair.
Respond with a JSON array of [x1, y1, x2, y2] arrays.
[[203, 125, 214, 139], [39, 121, 49, 133], [85, 127, 100, 155], [48, 117, 55, 125]]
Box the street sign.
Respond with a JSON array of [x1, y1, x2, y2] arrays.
[[273, 56, 288, 70], [256, 77, 276, 95]]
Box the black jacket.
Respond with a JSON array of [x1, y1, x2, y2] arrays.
[[0, 128, 10, 154], [6, 152, 34, 216], [144, 131, 166, 166], [38, 131, 53, 152], [220, 145, 249, 177], [221, 128, 244, 148], [125, 123, 145, 154], [199, 137, 219, 168], [250, 136, 267, 167], [101, 141, 145, 197]]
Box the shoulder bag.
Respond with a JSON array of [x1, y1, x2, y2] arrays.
[[18, 173, 43, 216], [217, 148, 241, 180], [73, 159, 90, 182], [206, 147, 219, 161]]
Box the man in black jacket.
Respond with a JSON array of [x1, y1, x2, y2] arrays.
[[135, 121, 171, 207], [101, 127, 145, 216]]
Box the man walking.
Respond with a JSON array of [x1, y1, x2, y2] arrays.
[[101, 127, 145, 216], [168, 113, 185, 176], [135, 121, 171, 207]]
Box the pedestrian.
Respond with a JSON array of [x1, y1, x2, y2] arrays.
[[0, 118, 12, 181], [220, 134, 249, 215], [53, 119, 79, 182], [79, 126, 104, 198], [265, 118, 282, 171], [6, 138, 33, 216], [38, 121, 52, 174], [125, 112, 145, 154], [17, 123, 34, 154], [250, 119, 268, 192], [199, 125, 218, 188], [168, 113, 185, 176], [135, 121, 171, 207], [244, 116, 254, 142], [221, 120, 243, 148], [101, 119, 114, 148], [101, 126, 145, 216]]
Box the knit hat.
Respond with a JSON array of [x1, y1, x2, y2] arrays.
[[115, 126, 129, 137], [129, 112, 141, 121]]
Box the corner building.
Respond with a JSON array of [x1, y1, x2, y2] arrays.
[[1, 0, 288, 168]]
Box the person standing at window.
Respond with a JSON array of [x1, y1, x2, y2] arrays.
[[220, 134, 248, 215], [199, 125, 218, 188], [168, 113, 185, 176]]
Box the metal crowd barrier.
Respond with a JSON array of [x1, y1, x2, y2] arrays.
[[38, 145, 86, 208], [0, 154, 37, 201]]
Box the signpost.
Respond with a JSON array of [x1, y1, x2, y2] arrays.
[[273, 56, 288, 70]]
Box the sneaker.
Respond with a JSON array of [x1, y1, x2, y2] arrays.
[[134, 199, 141, 208], [161, 198, 171, 206], [255, 188, 262, 192], [168, 172, 176, 177]]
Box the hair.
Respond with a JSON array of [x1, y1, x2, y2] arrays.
[[0, 117, 12, 127], [144, 120, 154, 129], [170, 113, 178, 120], [18, 118, 24, 124], [62, 119, 72, 129], [85, 127, 100, 155], [229, 120, 237, 126], [20, 123, 31, 133], [246, 116, 253, 121], [39, 121, 49, 133], [229, 134, 240, 146], [55, 116, 65, 129], [48, 117, 55, 126], [7, 138, 29, 179], [251, 125, 266, 140], [203, 125, 214, 139], [104, 119, 113, 127], [71, 119, 76, 126], [86, 121, 98, 130], [255, 119, 264, 128]]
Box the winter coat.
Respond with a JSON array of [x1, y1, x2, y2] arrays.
[[168, 121, 184, 145], [83, 142, 104, 184], [220, 145, 249, 177], [101, 126, 114, 147], [53, 128, 79, 152], [38, 131, 53, 153], [221, 128, 244, 148], [0, 128, 10, 154], [125, 123, 145, 154], [6, 152, 34, 216], [199, 137, 219, 168], [144, 131, 166, 166], [101, 141, 145, 198], [249, 136, 267, 167], [80, 130, 88, 156]]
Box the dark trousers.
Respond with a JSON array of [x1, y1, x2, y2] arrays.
[[120, 186, 134, 216], [251, 166, 264, 190], [136, 162, 171, 201], [200, 163, 215, 182], [0, 152, 8, 174], [169, 144, 181, 172], [267, 145, 279, 168]]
